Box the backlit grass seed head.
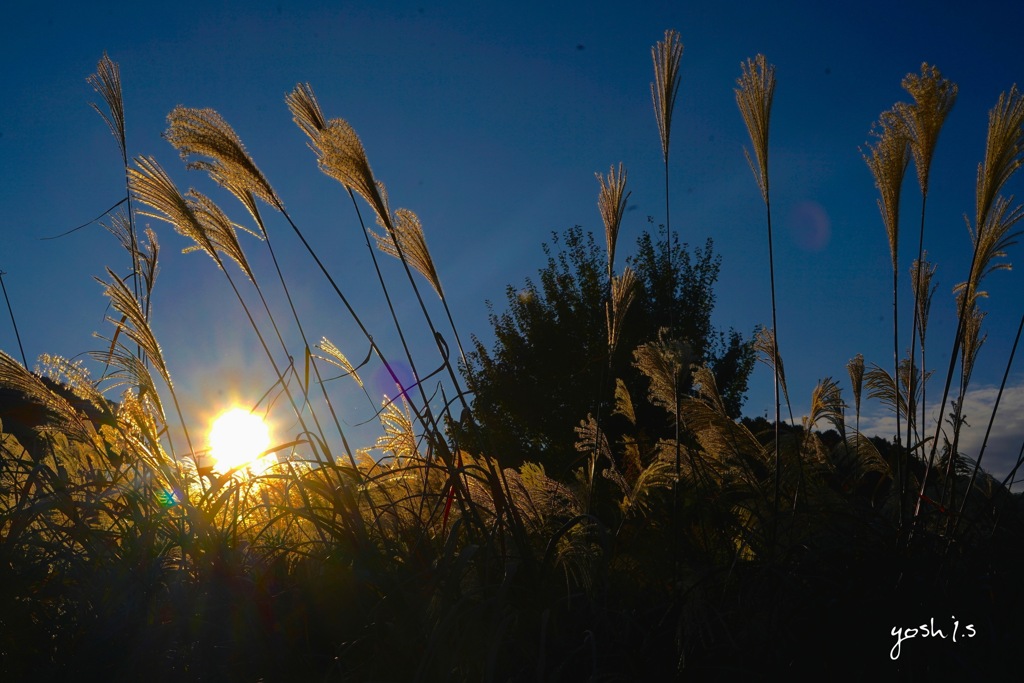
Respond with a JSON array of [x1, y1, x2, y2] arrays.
[[896, 63, 957, 195], [606, 266, 639, 355], [129, 156, 217, 261], [651, 29, 683, 163], [754, 327, 790, 409], [960, 195, 1023, 306], [165, 106, 282, 212], [863, 110, 911, 268], [371, 208, 443, 297], [735, 54, 776, 203], [315, 118, 390, 227], [847, 353, 865, 418], [88, 52, 126, 160], [976, 86, 1024, 230], [188, 190, 258, 282], [286, 82, 327, 144], [910, 257, 938, 342], [597, 163, 629, 278]]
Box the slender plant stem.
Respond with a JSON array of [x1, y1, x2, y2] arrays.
[[0, 271, 28, 368]]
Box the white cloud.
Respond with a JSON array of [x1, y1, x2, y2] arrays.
[[856, 379, 1024, 489]]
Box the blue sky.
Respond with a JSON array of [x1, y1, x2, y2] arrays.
[[2, 1, 1023, 482]]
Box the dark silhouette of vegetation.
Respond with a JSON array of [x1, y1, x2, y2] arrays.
[[462, 225, 754, 475], [2, 43, 1024, 682]]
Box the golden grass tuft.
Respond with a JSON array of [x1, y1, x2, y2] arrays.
[[734, 54, 776, 203], [596, 163, 629, 278], [651, 29, 683, 163]]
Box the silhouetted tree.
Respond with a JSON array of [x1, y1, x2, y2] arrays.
[[461, 225, 754, 475]]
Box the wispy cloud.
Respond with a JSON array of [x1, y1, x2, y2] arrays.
[[857, 377, 1024, 487]]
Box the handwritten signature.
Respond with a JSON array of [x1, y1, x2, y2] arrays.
[[891, 617, 976, 660]]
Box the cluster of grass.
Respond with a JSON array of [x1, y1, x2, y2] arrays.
[[2, 35, 1024, 680]]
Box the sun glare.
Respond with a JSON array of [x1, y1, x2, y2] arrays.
[[209, 408, 272, 473]]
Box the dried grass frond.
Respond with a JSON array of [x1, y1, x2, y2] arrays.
[[86, 345, 165, 421], [315, 118, 389, 225], [597, 163, 629, 276], [376, 395, 418, 463], [754, 327, 790, 410], [691, 365, 727, 417], [865, 359, 924, 423], [735, 54, 776, 202], [910, 257, 938, 342], [961, 195, 1024, 305], [87, 52, 126, 160], [605, 266, 639, 355], [317, 337, 363, 388], [130, 156, 216, 257], [96, 267, 170, 387], [959, 300, 987, 385], [285, 82, 327, 143], [976, 86, 1024, 229], [574, 414, 613, 465], [863, 109, 911, 268], [896, 63, 957, 195], [633, 328, 693, 416], [189, 190, 258, 282], [651, 29, 684, 163], [371, 208, 443, 296], [847, 353, 865, 419], [165, 106, 282, 211], [806, 377, 845, 434], [0, 351, 88, 441], [613, 378, 636, 426]]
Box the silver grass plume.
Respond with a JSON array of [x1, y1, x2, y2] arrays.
[[806, 377, 845, 435], [129, 157, 218, 266], [317, 337, 363, 388], [164, 106, 282, 212], [754, 327, 791, 413], [314, 117, 390, 226], [87, 52, 126, 160], [633, 328, 692, 417], [735, 54, 776, 202], [597, 163, 629, 279], [651, 29, 683, 163], [976, 86, 1024, 230], [959, 196, 1023, 308], [847, 354, 865, 419], [286, 83, 327, 145], [896, 64, 957, 196], [863, 110, 911, 270], [606, 267, 639, 356], [97, 267, 170, 389], [910, 257, 938, 343], [371, 208, 443, 297], [188, 190, 259, 282]]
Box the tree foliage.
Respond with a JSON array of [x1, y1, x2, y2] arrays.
[[462, 225, 755, 474]]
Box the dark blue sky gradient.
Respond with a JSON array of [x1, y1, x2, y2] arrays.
[[3, 1, 1023, 479]]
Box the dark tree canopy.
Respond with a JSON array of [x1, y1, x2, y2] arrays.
[[461, 225, 754, 475]]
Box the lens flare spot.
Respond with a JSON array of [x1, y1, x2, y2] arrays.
[[209, 408, 271, 473], [787, 200, 831, 251]]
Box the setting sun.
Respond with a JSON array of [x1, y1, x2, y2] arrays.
[[208, 408, 272, 473]]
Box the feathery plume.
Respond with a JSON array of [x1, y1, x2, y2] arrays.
[[97, 267, 170, 388], [165, 106, 282, 211], [633, 328, 692, 417], [87, 52, 126, 160], [371, 208, 443, 297], [651, 30, 683, 163], [286, 83, 327, 144], [959, 196, 1024, 307], [597, 163, 629, 278], [189, 190, 258, 282], [960, 302, 987, 387], [735, 54, 776, 202], [317, 337, 363, 388], [754, 327, 790, 411], [976, 86, 1024, 229], [605, 266, 639, 356], [314, 118, 389, 226], [129, 156, 217, 262], [847, 353, 865, 421], [863, 110, 911, 269], [896, 64, 957, 195], [910, 257, 938, 343]]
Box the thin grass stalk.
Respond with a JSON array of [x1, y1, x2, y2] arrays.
[[950, 311, 1022, 542], [863, 110, 911, 526], [736, 54, 779, 548], [918, 88, 1024, 529], [0, 271, 28, 367]]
